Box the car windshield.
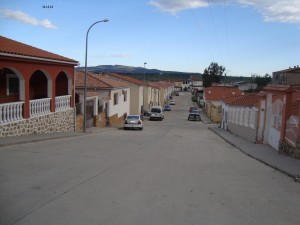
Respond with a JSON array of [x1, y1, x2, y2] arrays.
[[127, 115, 139, 120], [191, 110, 199, 114], [151, 108, 161, 113]]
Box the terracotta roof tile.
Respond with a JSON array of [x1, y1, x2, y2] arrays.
[[106, 72, 146, 86], [273, 67, 300, 74], [75, 71, 131, 89], [204, 86, 243, 101], [226, 94, 260, 107], [0, 36, 78, 64]]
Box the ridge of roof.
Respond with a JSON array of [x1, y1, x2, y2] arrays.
[[107, 72, 146, 86], [0, 36, 78, 64]]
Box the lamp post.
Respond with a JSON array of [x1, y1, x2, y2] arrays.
[[83, 19, 109, 132], [142, 62, 147, 119]]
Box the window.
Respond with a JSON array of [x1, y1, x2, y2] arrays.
[[123, 91, 127, 102], [7, 74, 19, 95], [114, 93, 118, 105]]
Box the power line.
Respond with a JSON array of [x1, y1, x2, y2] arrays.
[[188, 1, 215, 62]]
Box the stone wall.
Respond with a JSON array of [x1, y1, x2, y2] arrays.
[[95, 112, 108, 127], [228, 122, 257, 142], [206, 104, 221, 123], [108, 113, 125, 126], [0, 109, 75, 137], [279, 139, 300, 160], [76, 114, 84, 132]]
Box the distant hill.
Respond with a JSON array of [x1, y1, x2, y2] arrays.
[[76, 64, 199, 75], [76, 64, 202, 82]]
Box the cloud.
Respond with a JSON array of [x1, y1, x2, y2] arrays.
[[149, 0, 209, 14], [238, 0, 300, 23], [0, 9, 58, 29], [149, 0, 300, 23]]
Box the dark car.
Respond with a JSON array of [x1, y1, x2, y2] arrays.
[[164, 104, 171, 111], [188, 110, 201, 121], [189, 106, 198, 112]]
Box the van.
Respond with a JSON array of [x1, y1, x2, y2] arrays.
[[150, 106, 164, 121]]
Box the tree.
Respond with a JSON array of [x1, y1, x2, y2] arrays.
[[202, 62, 226, 87], [254, 73, 272, 91]]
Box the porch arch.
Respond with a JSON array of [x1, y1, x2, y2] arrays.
[[29, 70, 52, 99], [0, 67, 25, 102]]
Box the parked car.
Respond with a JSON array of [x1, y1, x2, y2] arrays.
[[150, 106, 164, 121], [124, 115, 143, 130], [188, 110, 201, 121], [175, 92, 180, 96], [170, 100, 176, 105], [189, 106, 198, 112], [164, 104, 171, 111]]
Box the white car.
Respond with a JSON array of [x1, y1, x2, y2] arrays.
[[170, 100, 176, 105], [150, 106, 164, 121], [124, 115, 143, 130]]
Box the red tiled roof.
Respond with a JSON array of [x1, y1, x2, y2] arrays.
[[75, 71, 131, 89], [106, 72, 146, 86], [273, 67, 300, 74], [204, 86, 243, 101], [226, 94, 260, 107], [0, 36, 78, 64]]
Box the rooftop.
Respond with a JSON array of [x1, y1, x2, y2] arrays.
[[0, 36, 78, 64]]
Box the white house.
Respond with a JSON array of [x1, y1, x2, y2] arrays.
[[75, 71, 131, 128]]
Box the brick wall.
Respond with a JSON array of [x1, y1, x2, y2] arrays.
[[0, 109, 75, 137], [228, 122, 257, 142]]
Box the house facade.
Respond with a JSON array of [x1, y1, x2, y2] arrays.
[[203, 86, 243, 123], [102, 73, 146, 115], [272, 66, 300, 85], [75, 71, 131, 129], [0, 36, 78, 137]]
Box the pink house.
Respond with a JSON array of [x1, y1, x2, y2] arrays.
[[0, 36, 78, 137]]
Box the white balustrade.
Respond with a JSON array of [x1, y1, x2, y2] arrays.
[[30, 98, 51, 117], [55, 95, 71, 112], [0, 102, 24, 124]]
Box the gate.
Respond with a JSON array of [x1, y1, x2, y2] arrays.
[[86, 100, 94, 128], [268, 99, 283, 150]]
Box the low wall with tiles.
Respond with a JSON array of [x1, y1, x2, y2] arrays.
[[228, 122, 257, 142], [0, 109, 75, 137]]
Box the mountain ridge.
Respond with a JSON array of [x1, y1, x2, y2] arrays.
[[76, 64, 201, 75]]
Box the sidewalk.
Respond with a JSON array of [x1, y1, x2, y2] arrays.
[[0, 126, 122, 147], [209, 126, 300, 181]]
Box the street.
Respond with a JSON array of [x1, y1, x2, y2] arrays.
[[0, 92, 299, 225]]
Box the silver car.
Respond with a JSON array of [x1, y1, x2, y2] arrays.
[[124, 115, 143, 130]]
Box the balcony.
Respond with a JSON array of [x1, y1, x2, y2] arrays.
[[0, 95, 72, 124]]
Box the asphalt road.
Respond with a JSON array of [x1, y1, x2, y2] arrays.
[[1, 92, 300, 225]]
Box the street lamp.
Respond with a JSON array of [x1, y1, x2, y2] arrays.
[[83, 19, 109, 132], [142, 62, 147, 119]]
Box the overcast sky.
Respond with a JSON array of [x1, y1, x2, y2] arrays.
[[1, 0, 299, 76]]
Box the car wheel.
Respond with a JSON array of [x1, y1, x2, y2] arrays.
[[140, 127, 143, 131], [124, 127, 127, 130]]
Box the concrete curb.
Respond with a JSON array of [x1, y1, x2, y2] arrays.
[[208, 127, 299, 182]]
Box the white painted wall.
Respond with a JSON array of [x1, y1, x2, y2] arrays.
[[109, 88, 130, 118]]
